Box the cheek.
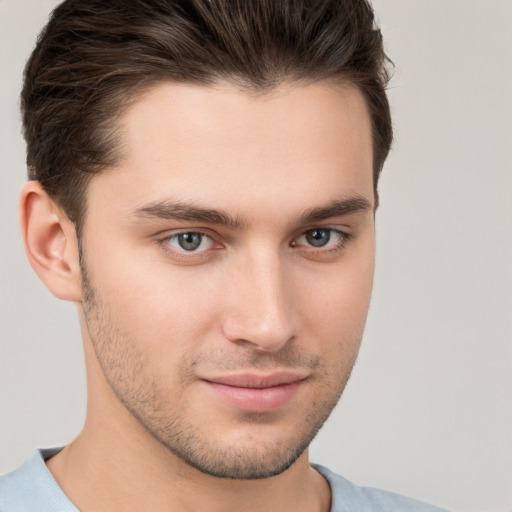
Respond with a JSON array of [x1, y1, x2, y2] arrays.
[[88, 247, 223, 354], [296, 245, 374, 345]]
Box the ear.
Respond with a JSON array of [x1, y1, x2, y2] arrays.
[[20, 181, 82, 302]]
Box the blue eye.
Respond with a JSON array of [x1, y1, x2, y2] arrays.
[[305, 228, 331, 247], [177, 232, 202, 251], [166, 232, 213, 252], [294, 228, 347, 250]]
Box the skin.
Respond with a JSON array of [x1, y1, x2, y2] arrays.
[[21, 81, 375, 512]]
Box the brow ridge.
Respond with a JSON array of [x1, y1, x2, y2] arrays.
[[132, 195, 371, 229]]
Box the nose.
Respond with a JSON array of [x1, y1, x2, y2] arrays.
[[222, 247, 296, 352]]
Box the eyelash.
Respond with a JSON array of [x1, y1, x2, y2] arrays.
[[158, 228, 352, 261]]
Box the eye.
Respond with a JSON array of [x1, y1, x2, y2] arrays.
[[165, 231, 215, 253], [304, 228, 332, 247], [292, 228, 349, 251]]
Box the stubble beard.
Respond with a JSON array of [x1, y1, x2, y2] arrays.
[[80, 263, 361, 480]]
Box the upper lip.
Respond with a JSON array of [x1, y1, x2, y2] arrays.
[[203, 372, 308, 389]]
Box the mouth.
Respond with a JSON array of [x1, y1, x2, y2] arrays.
[[201, 372, 308, 412]]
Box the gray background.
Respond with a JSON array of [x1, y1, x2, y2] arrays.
[[1, 1, 511, 511]]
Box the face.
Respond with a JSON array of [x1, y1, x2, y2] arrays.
[[79, 81, 375, 479]]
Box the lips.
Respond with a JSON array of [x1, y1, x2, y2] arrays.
[[202, 372, 307, 412]]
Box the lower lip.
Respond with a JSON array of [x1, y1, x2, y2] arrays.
[[204, 380, 304, 412]]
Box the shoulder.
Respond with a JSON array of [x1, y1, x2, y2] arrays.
[[313, 464, 450, 512], [0, 449, 77, 512]]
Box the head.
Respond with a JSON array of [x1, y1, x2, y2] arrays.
[[20, 0, 392, 480]]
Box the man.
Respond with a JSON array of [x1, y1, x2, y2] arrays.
[[0, 1, 449, 510]]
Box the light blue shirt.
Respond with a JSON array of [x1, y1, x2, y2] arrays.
[[0, 448, 450, 511]]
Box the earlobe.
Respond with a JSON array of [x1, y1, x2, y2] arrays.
[[20, 181, 82, 302]]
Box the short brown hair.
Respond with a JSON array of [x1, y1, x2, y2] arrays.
[[21, 0, 393, 228]]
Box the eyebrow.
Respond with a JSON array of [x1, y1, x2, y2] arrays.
[[132, 195, 372, 228], [298, 196, 372, 225], [132, 201, 245, 229]]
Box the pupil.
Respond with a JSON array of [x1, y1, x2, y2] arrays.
[[178, 232, 202, 251], [306, 229, 330, 247]]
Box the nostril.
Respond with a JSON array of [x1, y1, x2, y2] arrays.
[[223, 314, 296, 352]]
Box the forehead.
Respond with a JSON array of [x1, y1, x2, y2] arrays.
[[88, 80, 374, 220]]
